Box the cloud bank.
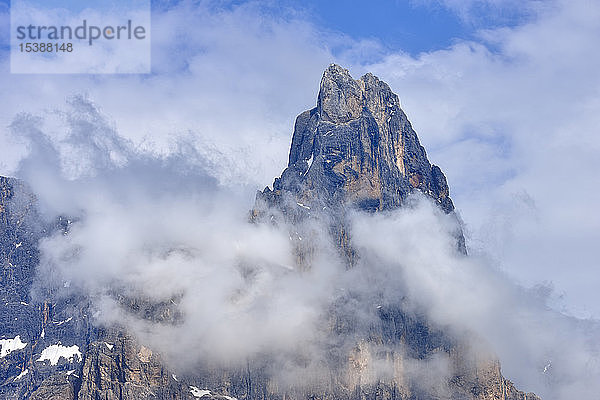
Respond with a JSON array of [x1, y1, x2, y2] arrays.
[[1, 0, 597, 320], [6, 96, 599, 399]]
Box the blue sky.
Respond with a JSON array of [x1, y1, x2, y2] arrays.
[[0, 0, 530, 60], [214, 0, 535, 56], [267, 0, 468, 56]]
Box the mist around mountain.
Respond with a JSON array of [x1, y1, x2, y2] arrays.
[[0, 66, 598, 399]]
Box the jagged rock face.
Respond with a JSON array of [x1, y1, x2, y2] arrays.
[[258, 64, 454, 216], [0, 177, 92, 398], [77, 329, 191, 400]]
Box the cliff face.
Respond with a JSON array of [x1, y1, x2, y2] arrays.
[[258, 64, 454, 214], [0, 66, 538, 399], [254, 64, 465, 254]]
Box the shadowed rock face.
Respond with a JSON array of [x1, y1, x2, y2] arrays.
[[0, 66, 538, 399]]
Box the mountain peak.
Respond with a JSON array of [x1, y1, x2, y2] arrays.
[[255, 65, 464, 251], [317, 65, 398, 125], [260, 65, 456, 209], [318, 64, 362, 123]]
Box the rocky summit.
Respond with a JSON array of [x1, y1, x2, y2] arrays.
[[0, 65, 538, 399], [254, 64, 465, 254], [260, 64, 454, 213]]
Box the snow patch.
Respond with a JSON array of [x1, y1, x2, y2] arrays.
[[172, 374, 179, 382], [0, 336, 27, 358], [15, 369, 28, 380], [66, 369, 79, 378], [15, 242, 22, 248], [104, 342, 114, 350], [54, 317, 72, 326], [37, 344, 82, 365], [190, 386, 211, 398], [305, 154, 314, 173], [296, 202, 310, 210]]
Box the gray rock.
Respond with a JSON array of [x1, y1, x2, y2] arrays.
[[254, 64, 465, 253]]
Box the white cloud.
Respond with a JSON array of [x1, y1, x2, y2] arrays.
[[350, 198, 600, 399], [362, 0, 600, 318], [0, 1, 335, 186], [12, 100, 598, 399]]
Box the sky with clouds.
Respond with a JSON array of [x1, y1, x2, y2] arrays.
[[0, 0, 599, 394], [2, 0, 597, 316]]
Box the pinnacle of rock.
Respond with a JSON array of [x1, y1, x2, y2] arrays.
[[260, 64, 457, 217]]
